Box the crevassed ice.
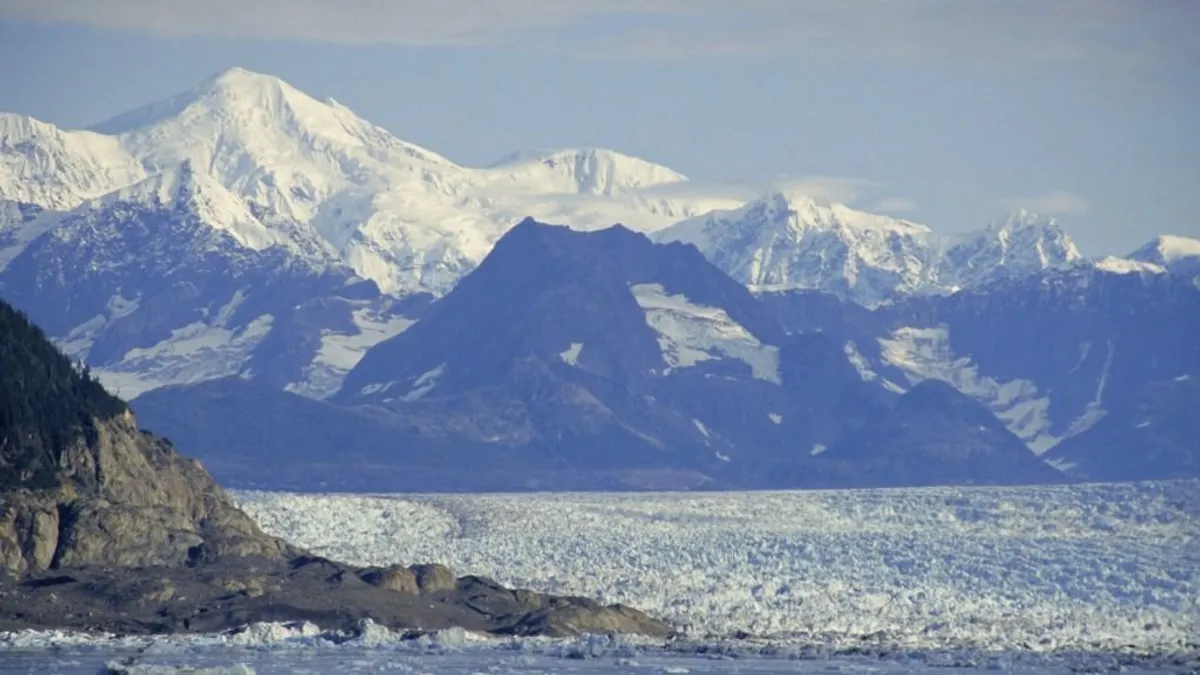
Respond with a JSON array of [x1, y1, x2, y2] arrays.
[[232, 482, 1200, 655]]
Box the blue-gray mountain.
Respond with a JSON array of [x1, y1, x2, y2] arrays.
[[3, 68, 1198, 491], [130, 219, 1198, 491]]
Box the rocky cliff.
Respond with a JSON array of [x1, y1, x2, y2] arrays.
[[0, 297, 668, 637], [0, 296, 287, 576]]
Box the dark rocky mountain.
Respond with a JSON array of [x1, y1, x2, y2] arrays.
[[1046, 375, 1200, 482], [133, 220, 1070, 491], [891, 268, 1200, 475], [747, 265, 1200, 483], [0, 297, 668, 637], [828, 380, 1063, 488]]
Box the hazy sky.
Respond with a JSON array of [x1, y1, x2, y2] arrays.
[[1, 1, 1197, 255]]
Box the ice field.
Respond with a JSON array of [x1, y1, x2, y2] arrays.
[[232, 481, 1200, 655], [1, 480, 1197, 673]]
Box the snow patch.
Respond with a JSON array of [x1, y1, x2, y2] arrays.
[[843, 341, 878, 382], [559, 342, 584, 366], [106, 293, 140, 319], [94, 314, 274, 399], [632, 283, 780, 384], [1062, 339, 1113, 439], [288, 309, 416, 399], [1094, 256, 1165, 275], [403, 364, 445, 401], [879, 326, 1061, 453]]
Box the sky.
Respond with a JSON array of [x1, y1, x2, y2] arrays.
[[0, 0, 1197, 255]]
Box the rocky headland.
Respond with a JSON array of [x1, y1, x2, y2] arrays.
[[0, 298, 667, 639]]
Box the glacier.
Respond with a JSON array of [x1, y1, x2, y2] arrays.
[[2, 481, 1195, 674]]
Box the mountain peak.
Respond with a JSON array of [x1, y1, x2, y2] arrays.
[[201, 66, 283, 90], [90, 66, 321, 136], [939, 211, 1083, 289], [991, 208, 1060, 232], [654, 193, 936, 306], [487, 147, 687, 196], [1129, 234, 1200, 264]]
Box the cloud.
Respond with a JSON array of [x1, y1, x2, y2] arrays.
[[999, 191, 1089, 216], [874, 197, 918, 213], [645, 174, 873, 206], [4, 0, 1196, 76]]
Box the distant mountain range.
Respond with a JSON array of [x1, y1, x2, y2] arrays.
[[2, 67, 1197, 491]]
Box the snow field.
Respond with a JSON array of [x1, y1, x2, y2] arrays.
[[234, 481, 1200, 656]]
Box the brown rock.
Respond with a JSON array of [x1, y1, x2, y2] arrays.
[[1, 414, 290, 577], [409, 563, 457, 594], [505, 602, 673, 638], [360, 565, 419, 594]]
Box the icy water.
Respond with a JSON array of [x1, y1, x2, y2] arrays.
[[0, 649, 1192, 674]]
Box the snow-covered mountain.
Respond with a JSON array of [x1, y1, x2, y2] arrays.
[[0, 65, 1189, 414], [1127, 234, 1200, 282], [654, 194, 1084, 306], [1, 67, 730, 296], [486, 148, 688, 196], [652, 192, 937, 307], [0, 67, 738, 397], [939, 209, 1083, 288]]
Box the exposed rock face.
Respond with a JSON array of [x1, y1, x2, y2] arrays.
[[360, 564, 419, 594], [0, 297, 669, 638], [410, 563, 458, 594], [0, 410, 289, 577]]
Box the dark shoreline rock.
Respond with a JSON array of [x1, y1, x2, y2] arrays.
[[0, 556, 670, 638]]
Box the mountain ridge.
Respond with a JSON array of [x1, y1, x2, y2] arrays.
[[2, 65, 1194, 419]]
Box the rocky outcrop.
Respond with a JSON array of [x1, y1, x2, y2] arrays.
[[0, 297, 669, 638], [0, 556, 671, 638], [0, 410, 289, 577]]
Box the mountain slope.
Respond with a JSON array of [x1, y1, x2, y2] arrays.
[[940, 210, 1083, 289], [132, 220, 1064, 491], [2, 67, 725, 298], [0, 113, 144, 209], [654, 192, 937, 306], [1046, 375, 1200, 481], [486, 148, 688, 196], [1127, 234, 1200, 283], [0, 161, 398, 400], [760, 265, 1200, 467], [0, 68, 742, 400], [655, 194, 1084, 306]]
